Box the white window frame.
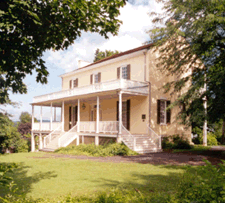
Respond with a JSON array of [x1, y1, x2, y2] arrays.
[[73, 78, 78, 88], [120, 65, 128, 79], [92, 72, 99, 84]]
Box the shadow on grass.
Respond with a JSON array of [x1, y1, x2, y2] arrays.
[[89, 165, 186, 195], [0, 162, 57, 198]]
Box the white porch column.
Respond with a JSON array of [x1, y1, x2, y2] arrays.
[[96, 96, 100, 133], [62, 101, 64, 132], [54, 107, 56, 122], [119, 91, 122, 134], [50, 102, 53, 131], [76, 135, 80, 145], [40, 106, 42, 131], [39, 133, 43, 150], [31, 105, 35, 152], [77, 99, 80, 132], [95, 136, 99, 146]]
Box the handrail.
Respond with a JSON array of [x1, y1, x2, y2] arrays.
[[58, 124, 78, 147], [147, 125, 161, 149], [121, 124, 136, 150], [43, 124, 62, 148]]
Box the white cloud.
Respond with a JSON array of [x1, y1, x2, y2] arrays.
[[46, 0, 163, 73]]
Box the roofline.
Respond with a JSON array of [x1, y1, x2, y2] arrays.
[[60, 43, 153, 78]]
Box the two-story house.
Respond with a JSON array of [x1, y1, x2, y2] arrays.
[[31, 44, 191, 153]]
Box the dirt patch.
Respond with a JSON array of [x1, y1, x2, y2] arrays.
[[30, 151, 223, 166]]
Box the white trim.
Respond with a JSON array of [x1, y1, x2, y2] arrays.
[[60, 49, 147, 78], [77, 99, 80, 132]]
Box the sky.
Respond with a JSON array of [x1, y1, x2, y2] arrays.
[[3, 0, 163, 121]]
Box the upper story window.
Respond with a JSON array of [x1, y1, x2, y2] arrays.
[[157, 99, 171, 125], [90, 72, 101, 84], [122, 66, 128, 79], [69, 78, 78, 89], [117, 64, 130, 80]]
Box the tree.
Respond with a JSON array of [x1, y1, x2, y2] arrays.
[[94, 49, 121, 62], [0, 112, 27, 152], [147, 0, 225, 133], [0, 0, 126, 104], [19, 112, 32, 124], [17, 122, 31, 136]]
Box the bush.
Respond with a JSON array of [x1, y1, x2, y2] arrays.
[[176, 160, 225, 203], [162, 134, 192, 150], [15, 139, 29, 153], [199, 132, 218, 146], [55, 143, 138, 157]]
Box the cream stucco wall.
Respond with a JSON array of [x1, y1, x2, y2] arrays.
[[61, 54, 146, 90], [147, 48, 191, 141]]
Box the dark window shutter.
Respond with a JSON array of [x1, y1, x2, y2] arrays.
[[69, 80, 72, 89], [157, 100, 160, 124], [116, 101, 119, 121], [98, 72, 101, 83], [90, 74, 93, 84], [69, 106, 72, 129], [117, 67, 120, 79], [127, 64, 131, 80], [76, 78, 78, 87], [166, 101, 171, 124], [127, 100, 130, 130]]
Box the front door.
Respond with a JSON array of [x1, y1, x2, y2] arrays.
[[73, 106, 78, 126], [117, 100, 130, 130]]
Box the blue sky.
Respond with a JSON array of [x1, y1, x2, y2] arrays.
[[3, 0, 162, 121]]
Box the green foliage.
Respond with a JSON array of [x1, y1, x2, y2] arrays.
[[162, 135, 192, 149], [199, 132, 218, 146], [176, 160, 225, 203], [93, 48, 121, 62], [19, 112, 32, 124], [0, 112, 29, 153], [0, 0, 126, 104], [55, 143, 138, 157], [147, 0, 225, 127], [193, 127, 218, 146]]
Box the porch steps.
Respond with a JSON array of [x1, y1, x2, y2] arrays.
[[122, 135, 162, 154]]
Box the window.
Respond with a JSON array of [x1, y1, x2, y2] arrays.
[[70, 78, 78, 89], [157, 100, 171, 125], [117, 64, 130, 80], [90, 72, 101, 84], [122, 66, 128, 79], [94, 74, 99, 83]]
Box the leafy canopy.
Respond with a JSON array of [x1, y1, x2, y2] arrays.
[[93, 49, 121, 62], [0, 0, 126, 104], [147, 0, 225, 126]]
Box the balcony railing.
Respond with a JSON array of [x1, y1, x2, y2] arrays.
[[33, 79, 149, 103], [33, 122, 62, 131]]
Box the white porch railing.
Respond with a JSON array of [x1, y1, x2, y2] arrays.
[[58, 124, 78, 147], [147, 125, 162, 149], [33, 122, 62, 131], [99, 121, 119, 134], [79, 121, 96, 133], [33, 79, 149, 103], [43, 125, 62, 148], [121, 124, 136, 151]]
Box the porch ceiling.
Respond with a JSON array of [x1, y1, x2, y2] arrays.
[[31, 90, 147, 107]]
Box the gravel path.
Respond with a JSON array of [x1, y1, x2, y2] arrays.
[[32, 151, 223, 166]]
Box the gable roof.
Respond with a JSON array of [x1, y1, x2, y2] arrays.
[[60, 43, 153, 77]]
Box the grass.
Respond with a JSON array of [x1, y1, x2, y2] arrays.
[[0, 152, 185, 200], [55, 143, 138, 157], [172, 145, 211, 153]]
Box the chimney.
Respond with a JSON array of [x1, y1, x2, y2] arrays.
[[78, 60, 91, 69]]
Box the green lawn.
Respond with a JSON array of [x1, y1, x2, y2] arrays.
[[0, 152, 184, 200]]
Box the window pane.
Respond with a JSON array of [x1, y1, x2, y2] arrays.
[[122, 66, 127, 79], [95, 74, 99, 83], [160, 100, 166, 124]]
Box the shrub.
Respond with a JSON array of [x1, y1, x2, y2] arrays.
[[176, 160, 225, 202], [199, 132, 218, 146], [162, 135, 192, 150], [55, 143, 138, 157], [15, 139, 29, 153]]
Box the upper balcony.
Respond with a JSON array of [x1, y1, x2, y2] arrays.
[[33, 79, 149, 104]]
